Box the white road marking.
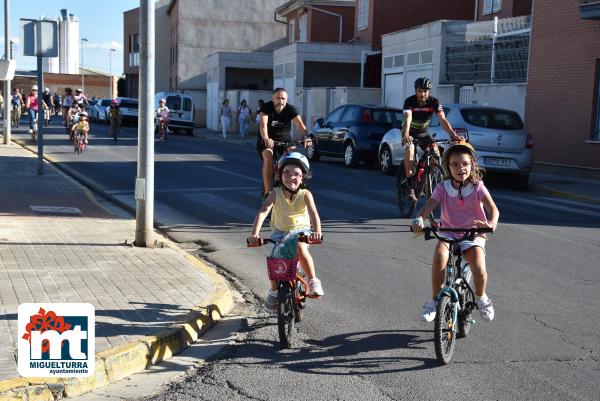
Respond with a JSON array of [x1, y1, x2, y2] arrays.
[[205, 166, 262, 183]]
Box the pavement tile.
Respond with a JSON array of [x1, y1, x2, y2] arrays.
[[0, 143, 219, 382]]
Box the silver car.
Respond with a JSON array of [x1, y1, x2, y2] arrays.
[[378, 104, 533, 189]]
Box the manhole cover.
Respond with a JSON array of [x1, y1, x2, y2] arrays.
[[29, 206, 82, 216]]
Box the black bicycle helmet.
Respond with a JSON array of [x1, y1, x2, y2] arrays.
[[414, 77, 432, 90]]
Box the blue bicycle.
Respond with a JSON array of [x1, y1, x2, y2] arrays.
[[421, 226, 493, 364]]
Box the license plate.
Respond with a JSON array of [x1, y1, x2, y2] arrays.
[[485, 157, 511, 166]]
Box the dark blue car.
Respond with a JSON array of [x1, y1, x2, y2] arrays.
[[307, 104, 403, 168]]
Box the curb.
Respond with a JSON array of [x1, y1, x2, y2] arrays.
[[535, 187, 600, 206], [1, 138, 236, 400]]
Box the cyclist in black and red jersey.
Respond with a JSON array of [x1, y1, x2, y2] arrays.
[[257, 88, 311, 202], [402, 77, 463, 200]]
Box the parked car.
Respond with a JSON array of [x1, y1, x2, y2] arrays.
[[91, 98, 112, 124], [154, 92, 195, 135], [306, 104, 403, 168], [114, 97, 139, 126], [378, 104, 533, 188]]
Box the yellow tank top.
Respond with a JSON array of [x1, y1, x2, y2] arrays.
[[270, 187, 311, 232]]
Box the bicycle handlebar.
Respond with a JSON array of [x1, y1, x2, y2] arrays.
[[411, 226, 493, 243], [247, 233, 323, 247]]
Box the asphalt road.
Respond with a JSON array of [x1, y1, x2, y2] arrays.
[[14, 118, 600, 400]]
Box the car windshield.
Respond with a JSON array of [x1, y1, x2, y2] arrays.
[[100, 99, 111, 107], [371, 109, 403, 125], [119, 100, 138, 109], [166, 96, 181, 110], [460, 108, 523, 130]]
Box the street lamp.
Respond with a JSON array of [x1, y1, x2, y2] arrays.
[[109, 48, 116, 98], [81, 37, 88, 92]]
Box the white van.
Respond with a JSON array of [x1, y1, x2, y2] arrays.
[[154, 92, 195, 135]]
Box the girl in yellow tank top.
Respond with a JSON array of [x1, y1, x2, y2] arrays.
[[248, 152, 324, 308]]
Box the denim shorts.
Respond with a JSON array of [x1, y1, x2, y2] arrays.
[[270, 228, 311, 242]]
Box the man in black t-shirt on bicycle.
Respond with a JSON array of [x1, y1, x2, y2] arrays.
[[257, 87, 310, 200], [402, 77, 462, 200]]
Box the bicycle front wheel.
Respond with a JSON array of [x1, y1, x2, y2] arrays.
[[277, 284, 295, 348], [396, 165, 417, 218], [434, 295, 457, 364]]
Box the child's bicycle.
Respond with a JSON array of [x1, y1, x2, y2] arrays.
[[110, 116, 121, 142], [73, 129, 86, 154], [247, 233, 322, 348], [417, 226, 493, 364], [157, 118, 169, 142], [396, 137, 450, 220]]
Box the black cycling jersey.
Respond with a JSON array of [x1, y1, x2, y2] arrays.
[[259, 101, 299, 142], [403, 95, 443, 136]]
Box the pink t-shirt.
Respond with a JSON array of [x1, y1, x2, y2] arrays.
[[431, 180, 490, 236]]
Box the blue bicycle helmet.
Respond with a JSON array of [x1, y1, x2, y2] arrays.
[[278, 152, 311, 179]]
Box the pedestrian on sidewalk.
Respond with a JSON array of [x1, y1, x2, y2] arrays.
[[219, 98, 232, 139], [238, 99, 252, 139]]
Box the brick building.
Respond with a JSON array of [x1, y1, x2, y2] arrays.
[[525, 0, 600, 170], [475, 0, 532, 21], [353, 0, 476, 51]]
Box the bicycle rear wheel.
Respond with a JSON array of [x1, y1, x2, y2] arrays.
[[395, 164, 417, 218], [277, 284, 295, 348], [434, 295, 457, 364]]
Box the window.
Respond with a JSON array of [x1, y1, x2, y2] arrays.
[[289, 19, 296, 43], [341, 106, 362, 122], [166, 96, 181, 110], [407, 52, 420, 66], [129, 33, 139, 67], [183, 98, 192, 112], [394, 55, 404, 67], [593, 59, 600, 141], [483, 0, 502, 15], [384, 56, 393, 68], [421, 50, 433, 64], [325, 106, 345, 125], [460, 108, 523, 130], [299, 14, 307, 42], [358, 0, 368, 30]]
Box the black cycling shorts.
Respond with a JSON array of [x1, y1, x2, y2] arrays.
[[256, 137, 291, 160]]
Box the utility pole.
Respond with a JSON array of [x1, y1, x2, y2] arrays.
[[80, 37, 88, 91], [3, 0, 11, 145], [134, 0, 155, 247], [109, 48, 116, 98]]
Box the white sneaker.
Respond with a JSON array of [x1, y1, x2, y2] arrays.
[[265, 289, 278, 311], [477, 298, 495, 322], [309, 278, 324, 296], [420, 300, 437, 322]]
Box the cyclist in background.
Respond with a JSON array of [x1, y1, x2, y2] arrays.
[[108, 99, 122, 139], [257, 87, 310, 202], [42, 88, 52, 127], [402, 78, 462, 201], [411, 141, 499, 323], [61, 88, 74, 127], [71, 110, 90, 147], [10, 88, 24, 128], [25, 85, 47, 139], [248, 152, 324, 310], [156, 98, 170, 138]]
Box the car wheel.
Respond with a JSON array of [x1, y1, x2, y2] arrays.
[[379, 145, 395, 175], [344, 142, 359, 168], [306, 136, 319, 161]]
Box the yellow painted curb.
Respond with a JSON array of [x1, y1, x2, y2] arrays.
[[0, 242, 234, 401]]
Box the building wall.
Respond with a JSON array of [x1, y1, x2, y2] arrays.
[[354, 0, 476, 50], [173, 0, 287, 91], [476, 0, 532, 21], [13, 73, 113, 99], [525, 0, 600, 169], [281, 6, 354, 43]]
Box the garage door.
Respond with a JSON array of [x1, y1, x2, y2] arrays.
[[383, 73, 404, 109]]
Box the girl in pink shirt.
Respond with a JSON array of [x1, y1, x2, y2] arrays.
[[411, 141, 499, 323]]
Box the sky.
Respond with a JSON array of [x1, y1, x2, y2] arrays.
[[0, 0, 142, 76]]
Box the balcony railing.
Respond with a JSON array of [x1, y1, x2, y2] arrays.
[[580, 0, 600, 19]]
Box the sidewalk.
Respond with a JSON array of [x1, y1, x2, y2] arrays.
[[0, 143, 233, 400]]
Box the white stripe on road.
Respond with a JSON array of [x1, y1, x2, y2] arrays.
[[494, 194, 600, 219], [106, 186, 257, 195], [205, 166, 262, 183]]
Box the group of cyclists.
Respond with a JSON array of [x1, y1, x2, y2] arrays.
[[247, 81, 499, 324], [9, 85, 172, 149]]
